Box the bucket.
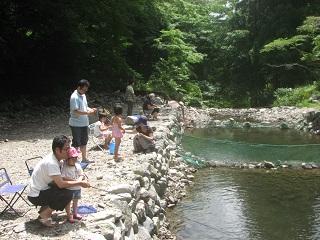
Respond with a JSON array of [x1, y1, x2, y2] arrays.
[[109, 140, 115, 155]]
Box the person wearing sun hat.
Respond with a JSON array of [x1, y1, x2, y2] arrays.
[[28, 135, 90, 227], [61, 147, 86, 223]]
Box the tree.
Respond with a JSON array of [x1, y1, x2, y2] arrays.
[[148, 28, 204, 104]]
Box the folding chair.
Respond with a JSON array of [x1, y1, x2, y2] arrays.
[[25, 156, 42, 176], [80, 162, 89, 170], [0, 168, 31, 216], [88, 122, 108, 153]]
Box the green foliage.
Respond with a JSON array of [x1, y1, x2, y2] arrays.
[[148, 27, 204, 103], [0, 0, 163, 98], [2, 0, 320, 108], [297, 16, 320, 35], [260, 35, 311, 54], [273, 84, 319, 107]]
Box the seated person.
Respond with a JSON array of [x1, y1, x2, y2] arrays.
[[133, 118, 156, 153], [27, 135, 90, 227], [142, 93, 160, 120], [94, 108, 112, 149]]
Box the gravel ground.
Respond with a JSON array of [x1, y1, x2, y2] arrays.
[[0, 106, 150, 239], [0, 104, 316, 239]]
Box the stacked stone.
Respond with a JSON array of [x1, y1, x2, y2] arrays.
[[73, 103, 195, 240]]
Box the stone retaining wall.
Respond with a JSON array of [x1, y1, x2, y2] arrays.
[[183, 106, 320, 134], [78, 103, 195, 240]]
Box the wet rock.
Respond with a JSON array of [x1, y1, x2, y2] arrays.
[[264, 161, 275, 169], [279, 122, 289, 129], [255, 163, 263, 168], [302, 163, 313, 169]]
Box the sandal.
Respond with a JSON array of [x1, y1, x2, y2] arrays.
[[114, 157, 123, 162], [38, 217, 57, 227], [73, 214, 82, 220], [37, 205, 48, 214]]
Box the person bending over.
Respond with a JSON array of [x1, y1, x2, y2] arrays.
[[28, 135, 90, 227], [143, 93, 160, 120], [133, 118, 156, 153]]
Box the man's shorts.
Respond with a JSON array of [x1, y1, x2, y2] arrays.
[[71, 189, 81, 199], [70, 126, 88, 147], [28, 187, 73, 211]]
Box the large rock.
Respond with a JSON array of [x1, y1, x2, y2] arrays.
[[132, 213, 139, 234], [134, 200, 146, 223], [106, 193, 132, 203], [146, 198, 156, 218], [134, 226, 152, 240], [86, 209, 122, 223], [108, 184, 134, 195], [143, 216, 155, 235]]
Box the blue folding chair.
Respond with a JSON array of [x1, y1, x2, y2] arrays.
[[25, 156, 42, 176], [0, 168, 31, 216], [80, 162, 89, 170]]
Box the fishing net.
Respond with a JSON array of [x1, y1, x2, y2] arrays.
[[181, 129, 320, 167]]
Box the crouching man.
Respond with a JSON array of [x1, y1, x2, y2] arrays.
[[28, 135, 90, 227]]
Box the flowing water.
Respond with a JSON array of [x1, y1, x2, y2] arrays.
[[169, 128, 320, 240]]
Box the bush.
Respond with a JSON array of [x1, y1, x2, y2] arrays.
[[273, 84, 319, 106]]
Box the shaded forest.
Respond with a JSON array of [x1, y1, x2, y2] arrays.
[[1, 0, 320, 108]]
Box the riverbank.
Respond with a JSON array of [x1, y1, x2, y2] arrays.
[[1, 104, 320, 239], [0, 100, 195, 240], [183, 106, 320, 169], [183, 106, 317, 130]]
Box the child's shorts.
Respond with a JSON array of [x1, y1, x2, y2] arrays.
[[71, 189, 81, 199]]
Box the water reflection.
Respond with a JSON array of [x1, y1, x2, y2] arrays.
[[169, 168, 320, 240], [182, 128, 320, 164], [169, 128, 320, 239]]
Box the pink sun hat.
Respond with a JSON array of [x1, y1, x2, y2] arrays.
[[67, 147, 79, 158]]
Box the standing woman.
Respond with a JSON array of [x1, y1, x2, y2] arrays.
[[125, 78, 135, 116]]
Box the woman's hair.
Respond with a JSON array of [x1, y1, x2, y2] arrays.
[[114, 105, 123, 115]]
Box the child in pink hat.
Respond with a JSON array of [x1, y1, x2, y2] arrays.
[[61, 147, 85, 223]]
